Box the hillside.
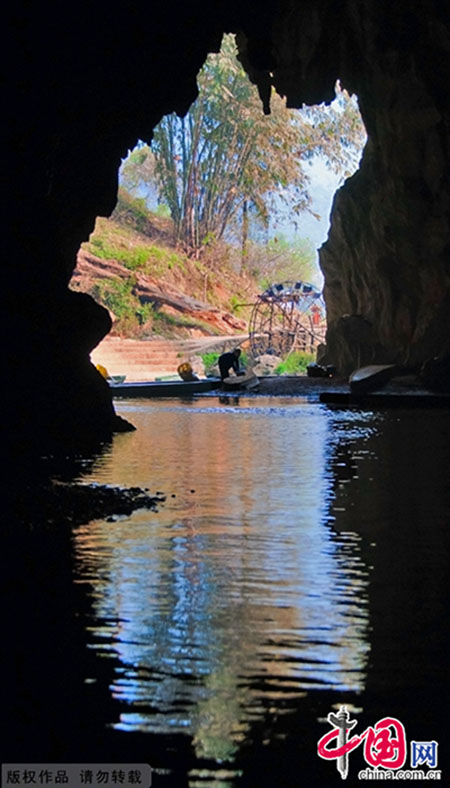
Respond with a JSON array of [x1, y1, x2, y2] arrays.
[[71, 192, 259, 340]]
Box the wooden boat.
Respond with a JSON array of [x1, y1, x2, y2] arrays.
[[109, 377, 221, 398], [349, 364, 400, 393]]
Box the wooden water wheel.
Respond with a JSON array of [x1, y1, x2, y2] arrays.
[[248, 281, 326, 357]]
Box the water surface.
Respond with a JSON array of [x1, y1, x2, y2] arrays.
[[71, 396, 449, 784]]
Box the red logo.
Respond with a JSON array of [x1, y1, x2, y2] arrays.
[[317, 706, 406, 779]]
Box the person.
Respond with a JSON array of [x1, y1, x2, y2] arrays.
[[218, 348, 244, 380]]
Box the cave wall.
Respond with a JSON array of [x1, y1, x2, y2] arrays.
[[3, 0, 450, 450], [240, 1, 450, 373], [3, 0, 238, 452], [320, 3, 450, 372]]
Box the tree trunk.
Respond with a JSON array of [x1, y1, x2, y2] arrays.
[[241, 199, 249, 273]]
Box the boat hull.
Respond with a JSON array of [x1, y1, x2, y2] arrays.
[[109, 378, 221, 398], [349, 364, 400, 393]]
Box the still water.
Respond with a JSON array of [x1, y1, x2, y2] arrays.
[[73, 396, 449, 785]]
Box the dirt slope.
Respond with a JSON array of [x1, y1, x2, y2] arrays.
[[70, 206, 258, 340], [73, 248, 248, 337]]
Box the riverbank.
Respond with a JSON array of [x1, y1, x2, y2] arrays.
[[106, 372, 450, 407], [222, 372, 446, 400], [256, 374, 348, 396]]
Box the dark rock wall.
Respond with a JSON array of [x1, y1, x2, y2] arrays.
[[324, 5, 450, 370], [3, 1, 233, 451], [3, 0, 450, 450], [252, 1, 450, 371]]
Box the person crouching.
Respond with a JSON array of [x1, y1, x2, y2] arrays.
[[218, 348, 244, 380]]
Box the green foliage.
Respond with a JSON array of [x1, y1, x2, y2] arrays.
[[146, 244, 187, 273], [252, 235, 317, 288], [154, 203, 171, 218], [112, 189, 155, 234], [239, 349, 249, 368], [274, 350, 316, 375], [201, 351, 220, 371], [229, 294, 245, 315], [119, 144, 157, 195], [122, 35, 366, 254], [95, 240, 150, 270], [87, 222, 186, 275], [91, 277, 154, 334]]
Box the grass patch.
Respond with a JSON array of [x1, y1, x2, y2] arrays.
[[113, 189, 173, 236], [85, 215, 188, 276], [89, 236, 150, 270], [91, 277, 154, 335], [88, 234, 186, 274], [229, 294, 242, 315], [274, 350, 315, 375], [200, 351, 221, 373], [114, 193, 150, 233]]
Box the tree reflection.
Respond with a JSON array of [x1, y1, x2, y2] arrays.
[[73, 399, 371, 767]]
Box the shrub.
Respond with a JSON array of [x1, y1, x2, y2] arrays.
[[113, 190, 155, 233], [229, 293, 245, 315], [201, 352, 220, 372], [274, 350, 315, 375], [91, 277, 154, 334]]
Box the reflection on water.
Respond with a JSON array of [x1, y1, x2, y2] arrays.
[[72, 397, 449, 784], [74, 398, 373, 764]]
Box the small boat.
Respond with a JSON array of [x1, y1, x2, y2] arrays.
[[108, 378, 221, 398], [108, 375, 127, 384], [349, 364, 400, 393]]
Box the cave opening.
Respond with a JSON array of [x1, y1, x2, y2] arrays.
[[4, 6, 450, 782], [72, 34, 367, 379], [4, 1, 450, 457]]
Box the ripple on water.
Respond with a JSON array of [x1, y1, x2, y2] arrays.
[[73, 397, 373, 764]]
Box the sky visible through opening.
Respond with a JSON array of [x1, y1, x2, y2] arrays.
[[269, 158, 352, 287], [119, 37, 366, 289]]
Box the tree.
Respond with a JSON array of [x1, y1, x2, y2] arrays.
[[120, 35, 366, 256], [247, 235, 318, 288], [120, 144, 159, 206]]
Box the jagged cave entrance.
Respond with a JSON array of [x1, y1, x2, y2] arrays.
[[6, 10, 450, 788], [74, 35, 366, 378]]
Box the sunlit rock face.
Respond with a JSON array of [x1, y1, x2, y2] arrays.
[[3, 0, 450, 450]]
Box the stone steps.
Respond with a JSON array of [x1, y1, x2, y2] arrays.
[[91, 339, 183, 380], [90, 335, 250, 381]]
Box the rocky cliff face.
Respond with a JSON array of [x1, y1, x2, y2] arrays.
[[3, 0, 450, 450], [240, 1, 450, 374], [320, 7, 450, 373]]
